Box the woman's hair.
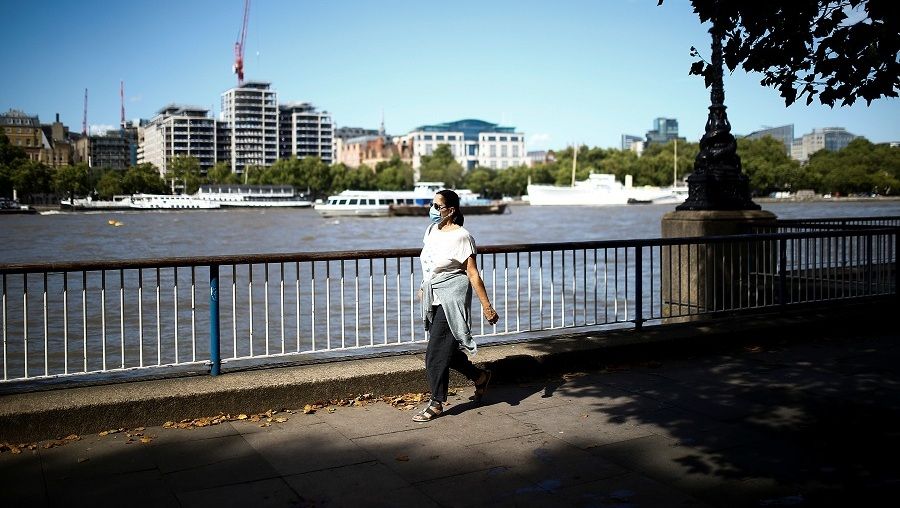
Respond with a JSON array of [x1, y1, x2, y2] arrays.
[[437, 189, 464, 226]]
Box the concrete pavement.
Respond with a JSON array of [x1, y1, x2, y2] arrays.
[[3, 302, 900, 507]]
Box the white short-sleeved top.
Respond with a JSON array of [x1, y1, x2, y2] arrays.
[[420, 225, 476, 304]]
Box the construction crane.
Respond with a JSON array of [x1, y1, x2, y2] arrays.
[[233, 0, 250, 85], [120, 81, 126, 131], [82, 88, 88, 137]]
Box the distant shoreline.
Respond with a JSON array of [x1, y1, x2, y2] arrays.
[[18, 195, 900, 213]]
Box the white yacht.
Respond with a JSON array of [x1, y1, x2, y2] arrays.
[[192, 185, 312, 208], [526, 173, 675, 206]]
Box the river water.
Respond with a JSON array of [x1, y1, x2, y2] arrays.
[[1, 200, 899, 264]]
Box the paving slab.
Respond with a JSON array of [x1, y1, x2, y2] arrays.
[[351, 427, 502, 484], [417, 464, 562, 507], [176, 477, 300, 508], [241, 421, 375, 476], [475, 432, 626, 489]]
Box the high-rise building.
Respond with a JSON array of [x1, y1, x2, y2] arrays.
[[743, 124, 794, 155], [406, 119, 526, 172], [621, 134, 642, 150], [220, 81, 278, 174], [278, 102, 333, 164], [790, 127, 858, 162], [139, 105, 217, 176], [74, 130, 133, 170], [645, 117, 679, 146]]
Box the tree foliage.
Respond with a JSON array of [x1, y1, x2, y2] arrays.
[[418, 144, 464, 188], [661, 0, 900, 106], [54, 163, 91, 201]]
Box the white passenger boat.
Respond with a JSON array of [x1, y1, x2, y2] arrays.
[[60, 195, 134, 210], [192, 185, 312, 208], [526, 173, 674, 206], [315, 182, 474, 218], [129, 194, 220, 209]]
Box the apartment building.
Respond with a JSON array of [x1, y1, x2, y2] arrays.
[[278, 102, 333, 164], [139, 105, 217, 176], [220, 81, 278, 174]]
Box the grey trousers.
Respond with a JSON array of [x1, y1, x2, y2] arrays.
[[425, 305, 482, 403]]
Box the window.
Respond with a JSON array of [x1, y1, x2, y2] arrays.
[[425, 144, 433, 155], [468, 145, 477, 156], [436, 135, 444, 141], [501, 160, 508, 169], [487, 136, 496, 141], [500, 145, 507, 157], [424, 134, 433, 141], [512, 146, 519, 157], [499, 136, 507, 142], [510, 136, 518, 141], [490, 145, 496, 157]]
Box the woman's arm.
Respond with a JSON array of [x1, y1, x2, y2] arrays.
[[466, 254, 499, 325]]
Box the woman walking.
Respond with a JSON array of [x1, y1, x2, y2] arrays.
[[414, 189, 499, 423]]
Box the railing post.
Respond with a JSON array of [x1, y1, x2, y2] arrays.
[[634, 245, 643, 330], [210, 264, 221, 376], [866, 234, 873, 295], [778, 238, 787, 307], [895, 230, 899, 301]]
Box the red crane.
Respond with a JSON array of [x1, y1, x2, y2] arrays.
[[233, 0, 250, 85], [82, 88, 88, 137]]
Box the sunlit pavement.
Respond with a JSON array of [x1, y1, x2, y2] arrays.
[[3, 311, 900, 508]]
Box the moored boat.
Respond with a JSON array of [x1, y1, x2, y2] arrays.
[[129, 194, 220, 210], [315, 182, 490, 218], [389, 199, 508, 216], [60, 195, 134, 211], [192, 184, 312, 208]]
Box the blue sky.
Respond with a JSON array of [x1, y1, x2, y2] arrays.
[[2, 0, 898, 150]]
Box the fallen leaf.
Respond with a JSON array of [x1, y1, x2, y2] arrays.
[[395, 454, 410, 462], [139, 437, 152, 444], [237, 414, 248, 420]]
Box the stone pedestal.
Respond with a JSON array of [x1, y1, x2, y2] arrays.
[[661, 210, 777, 321]]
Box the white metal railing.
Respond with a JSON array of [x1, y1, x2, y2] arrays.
[[1, 221, 896, 385]]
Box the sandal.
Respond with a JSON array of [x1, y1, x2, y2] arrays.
[[412, 402, 443, 422], [473, 369, 492, 403]]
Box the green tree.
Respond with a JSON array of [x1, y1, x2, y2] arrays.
[[735, 137, 802, 193], [663, 0, 900, 106], [462, 167, 496, 196], [0, 133, 29, 198], [96, 170, 124, 199], [809, 138, 900, 195], [329, 163, 377, 193], [206, 162, 240, 184], [375, 156, 414, 190], [295, 157, 332, 196], [122, 164, 168, 194], [12, 160, 53, 202], [54, 163, 91, 201], [419, 144, 464, 187], [169, 156, 204, 194]]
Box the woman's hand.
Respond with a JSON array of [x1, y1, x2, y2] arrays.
[[483, 305, 499, 325]]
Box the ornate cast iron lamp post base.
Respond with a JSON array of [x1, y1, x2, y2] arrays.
[[676, 21, 759, 212], [662, 18, 774, 322]]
